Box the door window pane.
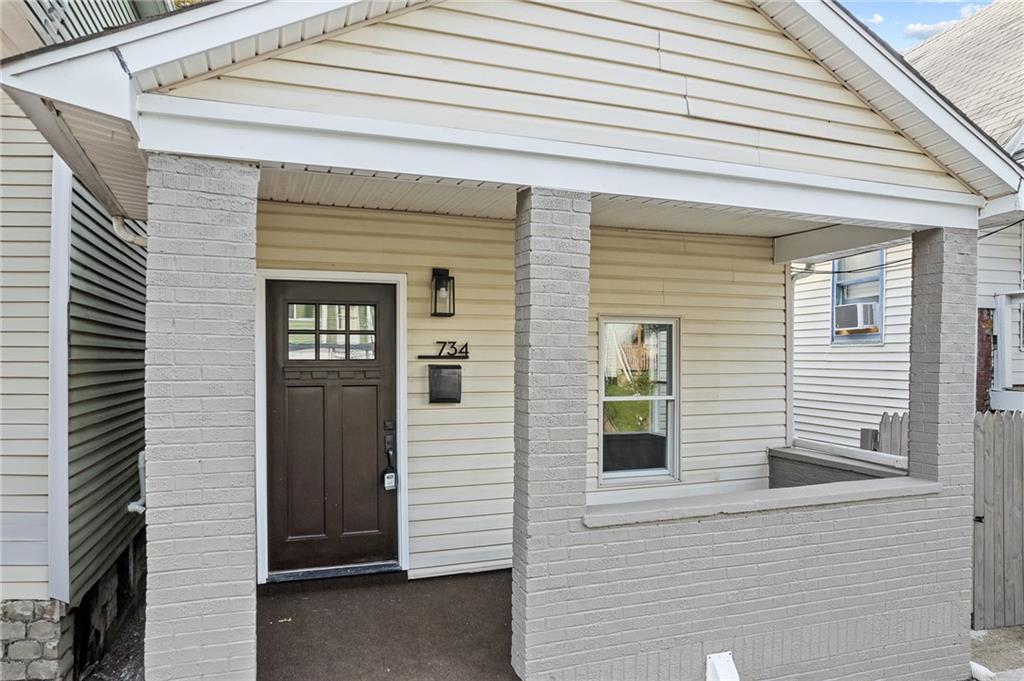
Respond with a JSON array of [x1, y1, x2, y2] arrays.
[[349, 334, 376, 360], [602, 322, 673, 397], [288, 333, 316, 360], [319, 304, 346, 331], [319, 334, 346, 360], [288, 304, 316, 330], [349, 305, 376, 331]]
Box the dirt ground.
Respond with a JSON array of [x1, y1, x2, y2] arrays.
[[84, 604, 144, 681], [973, 627, 1024, 681]]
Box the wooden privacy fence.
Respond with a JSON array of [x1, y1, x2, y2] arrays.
[[877, 411, 909, 456], [974, 411, 1024, 630], [871, 411, 1024, 629]]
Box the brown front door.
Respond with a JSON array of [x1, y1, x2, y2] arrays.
[[267, 280, 397, 572]]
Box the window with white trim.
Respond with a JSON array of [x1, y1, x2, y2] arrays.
[[600, 319, 678, 480], [832, 250, 885, 344]]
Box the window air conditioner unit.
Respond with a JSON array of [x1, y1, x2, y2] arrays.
[[834, 302, 877, 333]]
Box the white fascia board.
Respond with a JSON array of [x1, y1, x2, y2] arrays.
[[776, 0, 1024, 195], [137, 94, 983, 230], [1, 0, 358, 79], [980, 190, 1024, 222], [0, 0, 258, 74], [774, 225, 910, 265], [116, 0, 359, 74], [2, 50, 131, 119]]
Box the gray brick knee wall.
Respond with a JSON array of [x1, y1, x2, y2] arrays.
[[144, 154, 260, 681], [512, 227, 974, 681], [512, 187, 592, 679]]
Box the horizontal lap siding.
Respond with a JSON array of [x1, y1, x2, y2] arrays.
[[793, 244, 912, 447], [67, 179, 146, 604], [257, 203, 786, 576], [257, 204, 515, 578], [587, 228, 786, 502], [0, 91, 52, 599], [978, 223, 1024, 385], [170, 0, 963, 194]]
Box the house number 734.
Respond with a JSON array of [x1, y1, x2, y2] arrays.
[[435, 341, 469, 358]]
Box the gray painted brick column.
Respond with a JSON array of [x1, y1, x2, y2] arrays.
[[511, 187, 591, 680], [909, 227, 977, 485], [144, 154, 260, 681], [908, 226, 976, 658]]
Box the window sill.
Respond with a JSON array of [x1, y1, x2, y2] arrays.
[[582, 476, 941, 528]]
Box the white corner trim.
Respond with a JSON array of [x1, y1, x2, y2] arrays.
[[255, 269, 410, 584], [48, 154, 72, 603]]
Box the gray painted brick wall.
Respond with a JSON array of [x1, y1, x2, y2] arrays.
[[144, 154, 260, 681], [511, 187, 592, 679], [513, 226, 975, 681]]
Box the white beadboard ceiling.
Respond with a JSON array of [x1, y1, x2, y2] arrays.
[[259, 165, 829, 237]]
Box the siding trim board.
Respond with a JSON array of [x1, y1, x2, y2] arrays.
[[254, 268, 411, 584], [47, 153, 71, 602]]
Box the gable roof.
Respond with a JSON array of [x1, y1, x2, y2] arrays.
[[2, 0, 1023, 222], [905, 0, 1024, 149]]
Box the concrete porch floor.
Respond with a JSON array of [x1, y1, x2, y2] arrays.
[[257, 569, 519, 681]]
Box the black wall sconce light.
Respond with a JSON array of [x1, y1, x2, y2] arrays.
[[431, 268, 455, 317]]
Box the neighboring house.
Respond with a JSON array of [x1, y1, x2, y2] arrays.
[[793, 0, 1024, 447], [1, 1, 1023, 681], [1, 1, 169, 679]]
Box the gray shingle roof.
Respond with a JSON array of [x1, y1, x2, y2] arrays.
[[904, 0, 1024, 147]]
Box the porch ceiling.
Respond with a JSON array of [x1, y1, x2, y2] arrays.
[[259, 165, 831, 238]]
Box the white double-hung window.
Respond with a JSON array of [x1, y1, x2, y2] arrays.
[[599, 318, 679, 481]]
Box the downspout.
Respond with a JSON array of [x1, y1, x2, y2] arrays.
[[112, 215, 147, 248], [785, 263, 815, 445], [115, 214, 147, 515]]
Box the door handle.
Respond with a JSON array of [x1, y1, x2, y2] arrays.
[[383, 431, 397, 491]]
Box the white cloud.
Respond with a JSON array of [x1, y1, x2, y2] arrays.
[[904, 3, 984, 38], [865, 13, 885, 24]]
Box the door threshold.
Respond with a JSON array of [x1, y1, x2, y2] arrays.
[[267, 561, 403, 584]]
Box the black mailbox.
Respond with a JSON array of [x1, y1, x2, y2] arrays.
[[428, 365, 462, 403]]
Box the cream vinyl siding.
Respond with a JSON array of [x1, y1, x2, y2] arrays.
[[0, 91, 53, 599], [257, 203, 787, 577], [169, 0, 965, 194], [587, 228, 786, 503], [793, 245, 912, 447]]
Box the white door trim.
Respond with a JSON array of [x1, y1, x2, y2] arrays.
[[255, 268, 410, 584]]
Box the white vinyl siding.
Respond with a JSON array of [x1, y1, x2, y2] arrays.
[[168, 0, 965, 194], [0, 91, 53, 599], [793, 244, 912, 447], [257, 204, 787, 577], [979, 221, 1024, 386], [794, 227, 1024, 446]]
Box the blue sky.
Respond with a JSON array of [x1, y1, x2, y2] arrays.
[[838, 0, 993, 51]]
